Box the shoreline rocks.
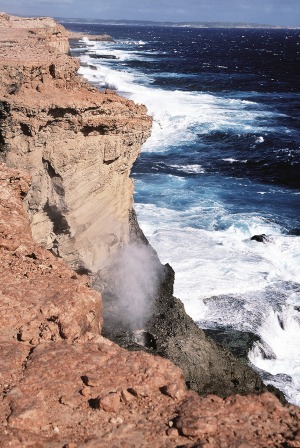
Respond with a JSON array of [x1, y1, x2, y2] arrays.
[[250, 233, 272, 243], [69, 31, 114, 42], [95, 211, 286, 399]]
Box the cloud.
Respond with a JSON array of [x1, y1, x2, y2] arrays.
[[33, 0, 74, 3]]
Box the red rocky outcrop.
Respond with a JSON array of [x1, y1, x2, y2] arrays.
[[0, 12, 70, 54]]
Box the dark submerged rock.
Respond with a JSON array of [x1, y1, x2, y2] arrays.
[[89, 54, 118, 60], [251, 233, 270, 243], [203, 327, 260, 362]]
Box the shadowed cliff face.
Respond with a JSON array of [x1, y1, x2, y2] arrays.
[[0, 15, 152, 273]]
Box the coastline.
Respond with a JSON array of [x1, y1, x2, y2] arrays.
[[68, 30, 114, 41], [72, 24, 300, 406], [0, 13, 300, 446]]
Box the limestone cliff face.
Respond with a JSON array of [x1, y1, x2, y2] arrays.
[[0, 163, 103, 346], [0, 16, 152, 272]]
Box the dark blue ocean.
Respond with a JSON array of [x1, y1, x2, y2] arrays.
[[66, 22, 300, 404]]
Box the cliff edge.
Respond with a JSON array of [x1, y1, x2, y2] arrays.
[[0, 13, 152, 273]]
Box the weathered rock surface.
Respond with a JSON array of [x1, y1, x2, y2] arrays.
[[175, 392, 300, 448], [0, 12, 70, 54], [0, 164, 102, 346], [0, 14, 152, 273], [1, 162, 300, 448]]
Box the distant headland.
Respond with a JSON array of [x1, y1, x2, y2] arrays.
[[57, 17, 299, 29]]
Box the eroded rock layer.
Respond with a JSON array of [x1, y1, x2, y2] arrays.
[[0, 12, 70, 54], [0, 14, 152, 273]]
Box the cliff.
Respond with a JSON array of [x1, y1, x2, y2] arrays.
[[0, 12, 70, 54], [0, 13, 152, 273], [1, 13, 300, 447]]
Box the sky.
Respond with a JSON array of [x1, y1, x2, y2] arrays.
[[1, 0, 299, 27]]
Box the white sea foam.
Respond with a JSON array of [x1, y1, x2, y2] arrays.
[[222, 158, 247, 163], [78, 40, 281, 153], [249, 308, 300, 405], [135, 200, 300, 405], [84, 38, 158, 60], [117, 40, 147, 45], [169, 164, 206, 174]]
